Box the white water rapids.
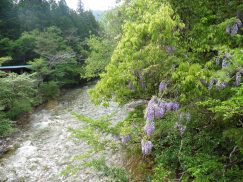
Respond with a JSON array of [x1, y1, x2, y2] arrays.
[[0, 85, 133, 182]]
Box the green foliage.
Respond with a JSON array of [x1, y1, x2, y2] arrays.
[[88, 0, 243, 181], [64, 112, 130, 181], [0, 0, 99, 137], [11, 31, 37, 62], [0, 72, 38, 135], [0, 0, 19, 39], [85, 158, 129, 182], [38, 81, 60, 101], [7, 99, 32, 120], [90, 2, 184, 105], [73, 113, 113, 134], [0, 72, 38, 119], [82, 36, 115, 79], [66, 106, 152, 181], [51, 63, 83, 86], [0, 114, 13, 136], [0, 38, 13, 57]]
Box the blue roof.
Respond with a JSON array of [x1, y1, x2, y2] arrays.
[[0, 65, 32, 70]]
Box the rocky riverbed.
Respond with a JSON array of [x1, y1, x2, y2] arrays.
[[0, 85, 134, 182]]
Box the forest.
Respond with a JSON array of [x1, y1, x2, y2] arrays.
[[0, 0, 99, 135], [0, 0, 242, 181]]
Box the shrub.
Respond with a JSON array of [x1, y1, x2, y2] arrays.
[[39, 81, 60, 100]]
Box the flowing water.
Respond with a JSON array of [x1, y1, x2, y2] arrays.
[[0, 85, 133, 182]]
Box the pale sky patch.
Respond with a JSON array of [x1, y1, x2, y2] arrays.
[[66, 0, 117, 11]]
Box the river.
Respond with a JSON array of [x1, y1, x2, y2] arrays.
[[0, 85, 131, 182]]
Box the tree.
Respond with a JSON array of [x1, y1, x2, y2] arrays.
[[82, 36, 115, 79], [17, 0, 51, 31], [77, 0, 84, 14], [88, 0, 243, 181], [0, 0, 20, 39]]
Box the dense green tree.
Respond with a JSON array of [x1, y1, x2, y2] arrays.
[[0, 72, 38, 120], [10, 31, 37, 63], [0, 0, 99, 136], [82, 3, 129, 80], [0, 0, 20, 39], [82, 36, 115, 79], [89, 0, 243, 181], [17, 0, 51, 32]]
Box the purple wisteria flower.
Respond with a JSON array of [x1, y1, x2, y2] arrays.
[[165, 46, 175, 54], [236, 72, 241, 86], [121, 135, 131, 144], [174, 122, 186, 136], [142, 95, 181, 155], [146, 96, 180, 121], [222, 58, 229, 68], [148, 96, 157, 106], [208, 78, 217, 90], [171, 103, 180, 110], [145, 106, 155, 122], [141, 139, 153, 155], [139, 74, 146, 89], [172, 64, 176, 71], [236, 19, 242, 27], [231, 23, 239, 35], [185, 112, 191, 122], [215, 58, 220, 65], [158, 101, 165, 109], [226, 26, 231, 34], [154, 106, 165, 118], [226, 19, 242, 36], [141, 81, 145, 89], [178, 112, 184, 121], [200, 79, 208, 87], [216, 82, 227, 90], [144, 121, 155, 136], [225, 52, 231, 59], [128, 81, 136, 91], [164, 102, 174, 111], [114, 135, 121, 141], [159, 82, 167, 92]]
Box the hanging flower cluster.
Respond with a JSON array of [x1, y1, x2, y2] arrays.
[[208, 51, 242, 90], [142, 95, 180, 155], [215, 58, 220, 65], [236, 71, 242, 86], [140, 77, 145, 89], [165, 45, 175, 55], [174, 122, 186, 136], [141, 139, 153, 155], [214, 53, 231, 68], [178, 112, 191, 122], [128, 80, 136, 91], [185, 112, 191, 122], [144, 96, 179, 123], [208, 78, 228, 90], [175, 112, 190, 136], [159, 82, 167, 92], [210, 51, 243, 89], [121, 135, 132, 144], [216, 82, 227, 90], [208, 78, 218, 90], [226, 19, 242, 36], [144, 121, 155, 136]]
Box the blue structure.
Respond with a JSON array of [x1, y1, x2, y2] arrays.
[[0, 65, 32, 74]]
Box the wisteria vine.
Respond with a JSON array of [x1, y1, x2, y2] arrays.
[[141, 90, 180, 155]]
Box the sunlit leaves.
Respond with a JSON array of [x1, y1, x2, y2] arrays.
[[90, 2, 183, 105]]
